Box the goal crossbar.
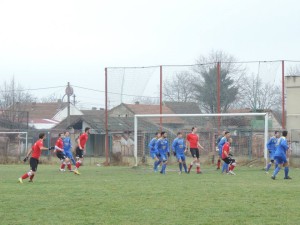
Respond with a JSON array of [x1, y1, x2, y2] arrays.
[[134, 113, 269, 167]]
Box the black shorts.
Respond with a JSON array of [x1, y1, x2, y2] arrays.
[[222, 157, 235, 164], [190, 148, 200, 159], [30, 157, 39, 172], [56, 151, 67, 160], [76, 146, 84, 158]]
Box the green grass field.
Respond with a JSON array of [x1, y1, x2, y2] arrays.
[[1, 164, 300, 225]]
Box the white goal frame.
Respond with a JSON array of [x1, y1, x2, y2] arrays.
[[134, 113, 268, 167]]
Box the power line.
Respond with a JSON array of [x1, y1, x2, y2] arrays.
[[0, 85, 65, 93]]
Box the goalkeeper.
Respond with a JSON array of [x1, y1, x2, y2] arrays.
[[172, 132, 188, 174], [18, 133, 54, 183]]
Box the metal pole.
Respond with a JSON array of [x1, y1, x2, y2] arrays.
[[134, 115, 138, 167], [217, 62, 221, 130], [105, 68, 109, 165], [282, 60, 285, 129], [264, 113, 269, 167], [67, 82, 71, 128], [160, 65, 163, 131]]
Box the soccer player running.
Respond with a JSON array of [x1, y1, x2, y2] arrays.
[[218, 131, 231, 173], [148, 132, 161, 172], [265, 131, 280, 173], [172, 132, 188, 174], [222, 138, 236, 175], [18, 133, 52, 183], [74, 127, 90, 175], [186, 127, 204, 174], [55, 133, 72, 172], [155, 131, 169, 174], [271, 130, 292, 180], [63, 131, 76, 166]]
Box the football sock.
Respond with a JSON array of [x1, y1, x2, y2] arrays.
[[30, 174, 34, 180], [67, 162, 72, 170], [183, 163, 187, 173], [273, 166, 281, 177], [266, 163, 272, 171], [21, 173, 29, 180], [284, 167, 289, 178], [153, 161, 157, 170], [71, 158, 76, 165], [76, 161, 81, 169], [229, 165, 235, 171], [162, 164, 167, 174], [196, 166, 200, 173], [221, 163, 227, 173], [179, 162, 182, 172], [217, 159, 221, 169], [188, 164, 193, 173], [61, 162, 66, 169]]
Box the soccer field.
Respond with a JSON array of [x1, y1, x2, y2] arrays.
[[1, 164, 300, 225]]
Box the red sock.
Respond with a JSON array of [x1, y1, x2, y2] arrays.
[[217, 160, 221, 169], [76, 161, 81, 169], [21, 173, 29, 180], [197, 166, 201, 173], [61, 163, 66, 169], [67, 163, 72, 171], [30, 174, 34, 180], [230, 165, 235, 171], [188, 164, 193, 172]]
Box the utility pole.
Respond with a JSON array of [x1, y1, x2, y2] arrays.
[[65, 82, 74, 128]]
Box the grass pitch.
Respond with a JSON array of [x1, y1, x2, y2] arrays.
[[1, 164, 300, 225]]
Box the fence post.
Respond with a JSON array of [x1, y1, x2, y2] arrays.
[[282, 60, 285, 129], [105, 68, 109, 165]]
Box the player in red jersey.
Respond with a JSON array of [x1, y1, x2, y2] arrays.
[[186, 127, 204, 174], [54, 133, 72, 172], [74, 127, 90, 175], [18, 133, 52, 183], [222, 138, 236, 175]]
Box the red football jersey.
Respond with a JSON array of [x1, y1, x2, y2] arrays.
[[79, 133, 88, 149], [222, 142, 230, 159], [186, 133, 199, 148], [31, 139, 44, 159], [55, 138, 64, 151]]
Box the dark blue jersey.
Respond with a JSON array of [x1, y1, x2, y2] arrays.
[[172, 138, 186, 155], [155, 138, 169, 155], [148, 138, 158, 153], [274, 137, 289, 158], [267, 136, 278, 152]]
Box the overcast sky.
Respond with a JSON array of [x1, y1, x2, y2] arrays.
[[0, 0, 299, 109]]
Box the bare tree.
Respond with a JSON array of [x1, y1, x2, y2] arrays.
[[0, 77, 36, 128], [131, 96, 159, 105], [237, 74, 281, 111], [40, 93, 62, 103], [163, 71, 196, 102]]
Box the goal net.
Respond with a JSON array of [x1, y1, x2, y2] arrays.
[[134, 113, 270, 167], [0, 132, 28, 163]]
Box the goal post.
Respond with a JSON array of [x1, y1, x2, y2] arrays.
[[134, 113, 269, 167], [0, 131, 28, 162]]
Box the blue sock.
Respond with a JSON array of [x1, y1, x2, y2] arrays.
[[275, 163, 278, 169], [273, 166, 281, 177], [221, 163, 226, 173], [162, 164, 167, 174], [266, 163, 272, 171], [71, 158, 76, 166], [183, 163, 187, 173], [179, 163, 182, 172], [226, 163, 229, 172], [284, 167, 289, 178], [153, 161, 157, 170]]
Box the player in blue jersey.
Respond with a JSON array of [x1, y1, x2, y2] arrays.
[[271, 130, 292, 180], [216, 131, 226, 170], [218, 131, 231, 173], [63, 131, 76, 166], [155, 131, 170, 174], [148, 132, 161, 172], [265, 131, 280, 173], [172, 132, 188, 174]]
